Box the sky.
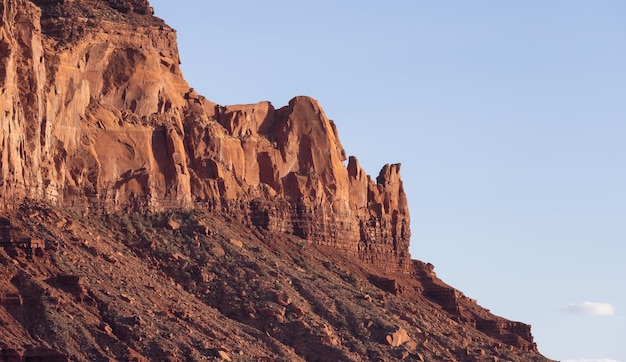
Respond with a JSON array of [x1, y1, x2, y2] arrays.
[[149, 1, 626, 360]]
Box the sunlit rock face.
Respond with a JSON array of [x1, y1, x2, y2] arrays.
[[0, 0, 410, 272], [0, 2, 549, 359]]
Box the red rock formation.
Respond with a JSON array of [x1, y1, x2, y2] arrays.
[[410, 260, 538, 352], [0, 1, 547, 358], [0, 0, 410, 272]]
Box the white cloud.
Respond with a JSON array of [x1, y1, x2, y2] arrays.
[[562, 359, 622, 362], [561, 301, 615, 316]]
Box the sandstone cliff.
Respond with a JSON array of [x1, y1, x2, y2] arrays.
[[0, 1, 550, 361], [1, 0, 410, 273]]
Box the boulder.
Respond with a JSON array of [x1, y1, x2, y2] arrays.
[[386, 327, 411, 347]]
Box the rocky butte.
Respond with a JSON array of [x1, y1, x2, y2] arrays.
[[0, 0, 552, 361]]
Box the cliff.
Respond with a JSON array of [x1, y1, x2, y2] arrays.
[[1, 0, 409, 274], [0, 0, 550, 361]]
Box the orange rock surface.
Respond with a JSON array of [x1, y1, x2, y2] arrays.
[[1, 0, 410, 272]]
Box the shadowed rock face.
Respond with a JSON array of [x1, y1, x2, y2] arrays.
[[0, 1, 548, 359]]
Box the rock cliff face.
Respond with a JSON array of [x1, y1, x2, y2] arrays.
[[0, 0, 409, 273], [0, 1, 549, 361]]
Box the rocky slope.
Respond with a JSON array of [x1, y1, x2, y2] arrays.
[[0, 204, 548, 361], [0, 0, 551, 361]]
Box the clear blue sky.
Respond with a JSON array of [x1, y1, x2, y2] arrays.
[[150, 1, 626, 360]]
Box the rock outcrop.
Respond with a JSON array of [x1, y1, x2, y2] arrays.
[[0, 0, 409, 273], [0, 1, 550, 360]]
